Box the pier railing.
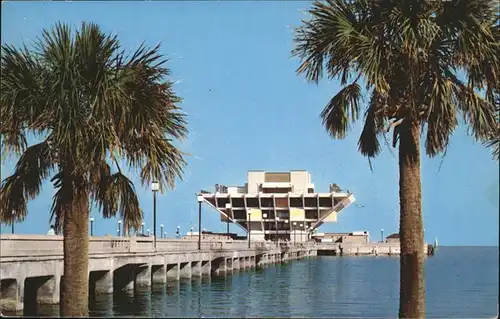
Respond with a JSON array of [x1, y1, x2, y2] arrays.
[[0, 235, 314, 258]]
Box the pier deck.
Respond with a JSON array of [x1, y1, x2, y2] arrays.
[[0, 235, 432, 313], [0, 235, 315, 313]]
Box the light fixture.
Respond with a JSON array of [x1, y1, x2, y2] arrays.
[[263, 213, 267, 218], [152, 181, 160, 192], [197, 195, 203, 203], [152, 181, 159, 249]]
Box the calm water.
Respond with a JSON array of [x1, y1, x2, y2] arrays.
[[28, 246, 499, 318]]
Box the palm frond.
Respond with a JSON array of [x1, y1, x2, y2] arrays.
[[483, 100, 499, 160], [293, 0, 368, 84], [1, 141, 53, 223], [0, 175, 29, 224], [358, 90, 385, 158], [321, 82, 362, 139], [447, 75, 496, 142], [0, 44, 45, 155], [94, 170, 143, 232], [138, 137, 187, 191]]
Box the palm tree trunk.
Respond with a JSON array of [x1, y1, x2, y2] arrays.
[[60, 190, 89, 317], [398, 120, 425, 319]]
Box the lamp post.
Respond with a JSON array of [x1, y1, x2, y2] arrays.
[[381, 228, 384, 243], [118, 220, 122, 237], [225, 203, 231, 238], [90, 217, 94, 236], [197, 196, 203, 250], [176, 225, 180, 238], [152, 181, 160, 249], [299, 223, 303, 243], [141, 222, 145, 236], [164, 232, 167, 238], [248, 210, 252, 248], [293, 221, 297, 245], [11, 211, 15, 234], [190, 225, 194, 238], [263, 213, 268, 240], [147, 229, 150, 236], [275, 217, 280, 247], [160, 224, 164, 238], [285, 220, 289, 241]]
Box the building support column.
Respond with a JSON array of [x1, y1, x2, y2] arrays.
[[0, 278, 24, 312], [166, 263, 180, 281], [36, 275, 60, 305], [135, 264, 152, 287], [179, 262, 192, 279], [92, 271, 113, 294], [192, 261, 203, 277], [152, 265, 167, 284]]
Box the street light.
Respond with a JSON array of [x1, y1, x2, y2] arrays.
[[299, 223, 303, 243], [293, 221, 297, 245], [118, 220, 122, 237], [90, 217, 94, 236], [11, 211, 15, 234], [263, 213, 268, 240], [142, 222, 145, 236], [225, 203, 231, 238], [275, 217, 280, 247], [190, 225, 194, 238], [285, 220, 289, 241], [197, 195, 203, 250], [381, 228, 384, 243], [248, 210, 252, 248], [176, 225, 180, 238], [160, 224, 164, 238], [152, 181, 160, 249]]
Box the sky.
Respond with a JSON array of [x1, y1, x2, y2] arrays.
[[1, 1, 498, 246]]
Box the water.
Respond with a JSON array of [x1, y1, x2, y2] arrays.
[[25, 247, 500, 318]]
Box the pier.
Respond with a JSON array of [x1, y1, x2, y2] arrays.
[[0, 234, 432, 313], [0, 235, 316, 313]]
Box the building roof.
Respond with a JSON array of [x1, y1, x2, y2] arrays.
[[386, 233, 400, 239]]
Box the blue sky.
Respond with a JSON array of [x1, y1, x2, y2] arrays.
[[1, 1, 498, 246]]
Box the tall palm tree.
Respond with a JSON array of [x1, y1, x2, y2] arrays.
[[293, 1, 498, 318], [0, 22, 187, 316]]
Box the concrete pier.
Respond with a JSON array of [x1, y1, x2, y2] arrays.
[[0, 234, 428, 313]]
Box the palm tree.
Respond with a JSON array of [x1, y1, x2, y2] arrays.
[[484, 101, 499, 160], [293, 1, 498, 318], [0, 22, 187, 316]]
